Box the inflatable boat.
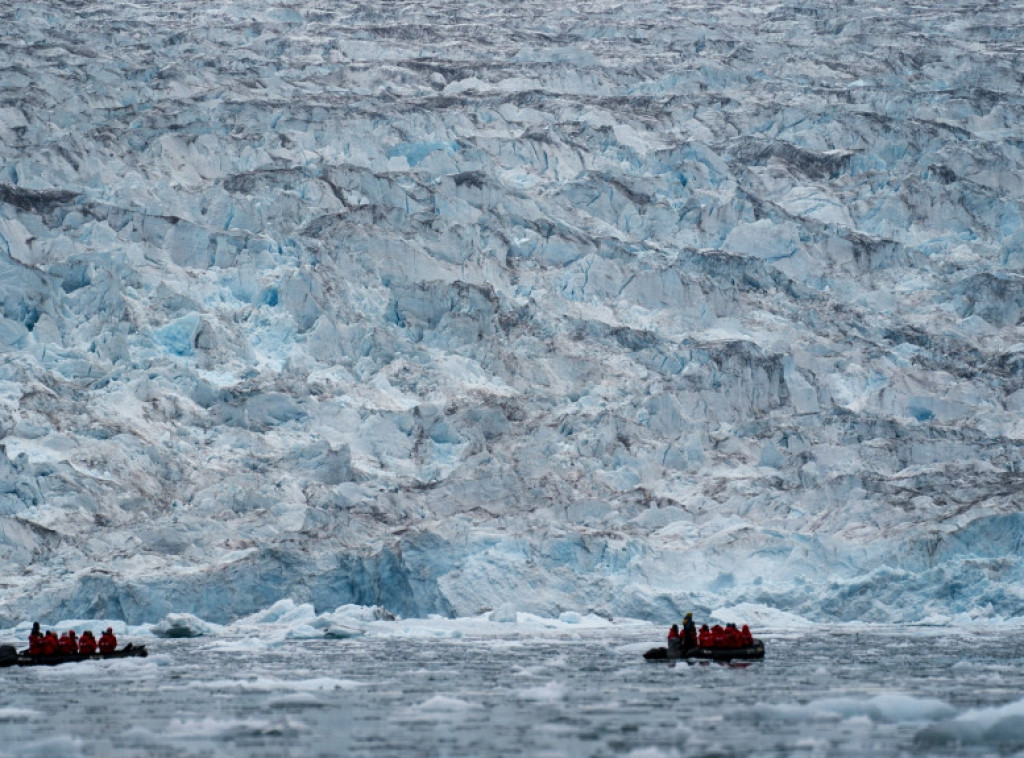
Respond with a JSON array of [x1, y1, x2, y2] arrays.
[[0, 643, 148, 667]]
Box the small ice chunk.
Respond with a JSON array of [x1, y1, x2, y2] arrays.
[[151, 613, 220, 638], [489, 604, 518, 623], [323, 623, 364, 639], [285, 624, 324, 640]]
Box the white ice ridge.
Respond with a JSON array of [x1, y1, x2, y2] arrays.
[[1, 0, 1024, 625], [0, 600, 642, 649]]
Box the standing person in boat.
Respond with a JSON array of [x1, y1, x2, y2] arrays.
[[27, 622, 44, 656], [98, 627, 117, 654], [666, 624, 682, 657], [78, 630, 98, 655], [681, 613, 698, 650]]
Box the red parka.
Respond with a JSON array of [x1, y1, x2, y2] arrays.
[[28, 632, 44, 656], [741, 625, 754, 646], [79, 632, 98, 655], [58, 631, 78, 655], [697, 625, 711, 648], [709, 625, 725, 648], [98, 629, 117, 654], [41, 632, 59, 655]]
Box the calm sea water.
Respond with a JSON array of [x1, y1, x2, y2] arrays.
[[2, 627, 1023, 757]]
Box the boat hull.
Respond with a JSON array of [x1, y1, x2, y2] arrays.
[[643, 640, 765, 661]]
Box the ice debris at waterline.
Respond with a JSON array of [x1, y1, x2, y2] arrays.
[[2, 0, 1024, 626], [0, 601, 640, 651]]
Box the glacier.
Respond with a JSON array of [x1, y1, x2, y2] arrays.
[[1, 0, 1023, 627]]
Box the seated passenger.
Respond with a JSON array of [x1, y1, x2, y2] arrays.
[[98, 628, 117, 654], [709, 624, 725, 648], [667, 624, 682, 657], [741, 624, 754, 646], [724, 623, 742, 648], [78, 630, 98, 656], [59, 630, 78, 655], [41, 630, 59, 656], [698, 624, 711, 648]]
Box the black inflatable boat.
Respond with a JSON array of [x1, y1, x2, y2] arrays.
[[0, 644, 148, 667], [644, 640, 765, 662]]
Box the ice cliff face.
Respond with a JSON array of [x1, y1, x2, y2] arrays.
[[1, 0, 1023, 626]]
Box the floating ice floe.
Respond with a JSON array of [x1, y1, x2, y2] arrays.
[[151, 613, 225, 638], [915, 695, 1024, 751], [322, 624, 365, 639]]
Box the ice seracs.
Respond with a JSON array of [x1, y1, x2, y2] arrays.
[[1, 0, 1023, 625]]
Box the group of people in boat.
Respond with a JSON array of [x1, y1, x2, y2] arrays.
[[666, 613, 754, 654], [26, 622, 117, 657]]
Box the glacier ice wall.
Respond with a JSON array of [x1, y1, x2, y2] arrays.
[[1, 0, 1024, 625]]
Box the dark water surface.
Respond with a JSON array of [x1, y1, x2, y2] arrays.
[[2, 627, 1024, 757]]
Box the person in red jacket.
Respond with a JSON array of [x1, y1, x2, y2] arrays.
[[728, 626, 739, 646], [741, 624, 754, 647], [698, 624, 711, 648], [666, 624, 681, 657], [58, 630, 78, 655], [709, 624, 725, 648], [98, 627, 117, 654], [41, 630, 60, 656], [78, 630, 98, 655], [27, 622, 43, 656]]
